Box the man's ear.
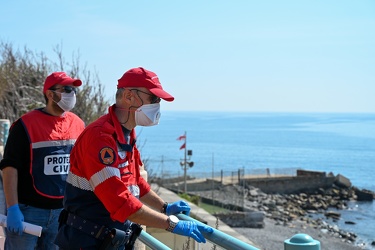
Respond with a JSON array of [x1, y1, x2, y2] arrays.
[[45, 90, 53, 100], [123, 89, 134, 104], [45, 90, 58, 104]]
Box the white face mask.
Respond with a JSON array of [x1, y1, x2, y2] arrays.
[[55, 91, 76, 112], [135, 103, 161, 126]]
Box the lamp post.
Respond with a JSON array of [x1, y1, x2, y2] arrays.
[[178, 131, 193, 193], [184, 136, 187, 193], [212, 153, 214, 205], [181, 148, 193, 193]]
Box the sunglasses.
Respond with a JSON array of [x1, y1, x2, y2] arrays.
[[50, 86, 77, 94], [130, 89, 161, 104]]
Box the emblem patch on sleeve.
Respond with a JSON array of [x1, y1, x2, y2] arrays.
[[99, 147, 116, 165]]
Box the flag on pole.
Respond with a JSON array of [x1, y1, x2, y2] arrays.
[[177, 135, 186, 140], [179, 143, 186, 150]]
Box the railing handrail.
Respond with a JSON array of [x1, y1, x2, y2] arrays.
[[138, 230, 171, 250], [137, 214, 320, 250], [177, 213, 260, 250]]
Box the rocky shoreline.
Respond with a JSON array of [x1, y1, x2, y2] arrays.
[[234, 217, 364, 250], [188, 182, 375, 249]]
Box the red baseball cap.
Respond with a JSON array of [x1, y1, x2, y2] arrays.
[[43, 72, 82, 93], [117, 67, 174, 102]]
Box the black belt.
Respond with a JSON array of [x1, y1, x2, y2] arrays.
[[58, 210, 143, 249], [58, 209, 111, 240]]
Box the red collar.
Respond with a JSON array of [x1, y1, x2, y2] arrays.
[[108, 104, 135, 146]]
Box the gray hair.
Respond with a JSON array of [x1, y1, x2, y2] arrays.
[[116, 88, 126, 101]]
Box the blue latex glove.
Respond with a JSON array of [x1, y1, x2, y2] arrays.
[[172, 221, 213, 243], [166, 200, 190, 216], [7, 204, 24, 235]]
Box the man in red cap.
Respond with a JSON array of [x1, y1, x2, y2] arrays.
[[0, 72, 85, 249], [55, 67, 213, 249]]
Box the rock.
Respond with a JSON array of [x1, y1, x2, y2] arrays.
[[324, 211, 341, 220], [335, 174, 352, 188], [354, 187, 374, 201]]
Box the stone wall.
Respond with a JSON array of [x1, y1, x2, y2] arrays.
[[242, 175, 336, 194], [214, 211, 265, 228], [164, 179, 223, 192], [296, 169, 326, 177], [163, 170, 363, 197]]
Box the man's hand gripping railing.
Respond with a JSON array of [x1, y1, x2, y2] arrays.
[[176, 213, 260, 250]]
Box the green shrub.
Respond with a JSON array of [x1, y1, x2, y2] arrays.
[[178, 193, 200, 206]]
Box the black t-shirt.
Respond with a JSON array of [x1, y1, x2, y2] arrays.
[[0, 119, 62, 209]]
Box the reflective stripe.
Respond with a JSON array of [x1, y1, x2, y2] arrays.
[[67, 172, 92, 191], [67, 167, 121, 191], [90, 167, 120, 189], [33, 139, 77, 149]]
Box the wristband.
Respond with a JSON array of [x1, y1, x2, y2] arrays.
[[161, 202, 168, 214]]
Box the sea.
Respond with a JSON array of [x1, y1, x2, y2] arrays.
[[135, 111, 375, 247]]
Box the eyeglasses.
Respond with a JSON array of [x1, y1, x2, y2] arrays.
[[130, 89, 161, 104], [50, 86, 77, 94]]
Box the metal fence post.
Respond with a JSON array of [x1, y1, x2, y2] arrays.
[[0, 119, 10, 147], [284, 234, 320, 250], [0, 119, 10, 250]]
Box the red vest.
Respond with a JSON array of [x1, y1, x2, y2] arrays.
[[21, 109, 84, 199]]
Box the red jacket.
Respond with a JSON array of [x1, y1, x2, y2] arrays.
[[56, 105, 151, 248], [63, 104, 150, 224]]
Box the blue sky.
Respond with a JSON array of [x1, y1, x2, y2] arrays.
[[1, 1, 374, 112]]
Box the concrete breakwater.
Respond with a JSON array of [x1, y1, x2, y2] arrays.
[[161, 169, 375, 247]]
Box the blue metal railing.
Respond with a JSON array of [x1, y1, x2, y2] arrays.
[[177, 213, 260, 250], [138, 230, 171, 250], [137, 214, 321, 250]]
